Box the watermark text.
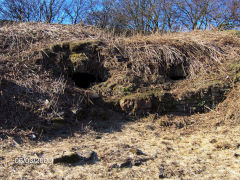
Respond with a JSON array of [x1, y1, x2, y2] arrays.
[[14, 157, 53, 164]]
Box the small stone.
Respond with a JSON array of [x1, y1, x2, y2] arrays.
[[234, 153, 239, 158], [133, 157, 152, 166], [210, 139, 217, 144], [53, 151, 99, 165], [130, 148, 147, 156], [120, 159, 132, 168], [136, 149, 147, 156], [85, 151, 99, 163], [134, 160, 142, 166]]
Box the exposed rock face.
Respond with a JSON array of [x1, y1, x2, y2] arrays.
[[120, 93, 154, 114], [35, 38, 237, 118], [119, 82, 231, 115], [39, 40, 108, 82]]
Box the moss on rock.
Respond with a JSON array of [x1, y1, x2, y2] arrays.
[[228, 62, 240, 82], [119, 80, 230, 115], [120, 91, 161, 114], [69, 53, 89, 63], [69, 40, 101, 53]]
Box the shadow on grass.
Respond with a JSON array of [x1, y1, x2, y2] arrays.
[[0, 78, 126, 142], [0, 79, 48, 129]]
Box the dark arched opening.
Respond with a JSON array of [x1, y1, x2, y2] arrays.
[[71, 72, 101, 89], [167, 63, 188, 81]]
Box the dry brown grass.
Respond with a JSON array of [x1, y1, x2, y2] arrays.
[[0, 22, 240, 179], [0, 22, 106, 132], [102, 30, 239, 94], [120, 30, 235, 75], [1, 105, 240, 179]]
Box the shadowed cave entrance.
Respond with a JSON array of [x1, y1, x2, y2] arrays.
[[168, 75, 186, 80], [167, 63, 188, 81], [71, 72, 101, 89]]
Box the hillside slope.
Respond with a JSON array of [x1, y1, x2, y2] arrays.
[[0, 22, 240, 179]]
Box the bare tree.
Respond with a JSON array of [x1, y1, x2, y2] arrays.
[[86, 0, 121, 29], [64, 0, 89, 24], [0, 0, 67, 23], [0, 0, 239, 30], [161, 0, 180, 31], [120, 0, 154, 32], [149, 0, 164, 32], [0, 0, 36, 22], [40, 0, 66, 23], [176, 0, 212, 30], [211, 0, 240, 30]]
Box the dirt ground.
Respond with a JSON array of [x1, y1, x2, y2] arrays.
[[1, 105, 240, 179]]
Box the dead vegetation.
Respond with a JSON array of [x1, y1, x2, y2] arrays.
[[0, 22, 240, 179]]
